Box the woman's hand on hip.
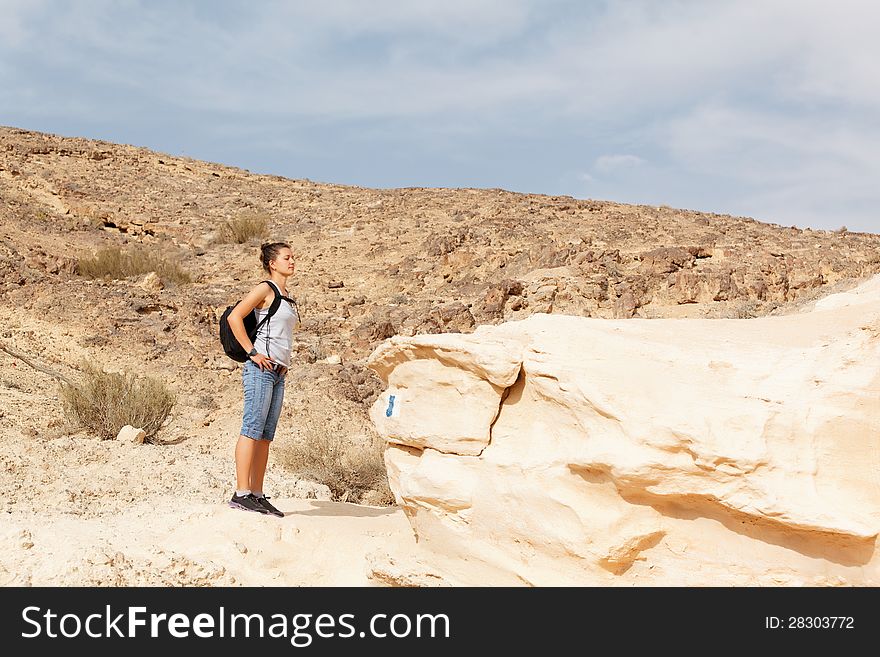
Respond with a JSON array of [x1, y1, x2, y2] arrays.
[[250, 353, 274, 371]]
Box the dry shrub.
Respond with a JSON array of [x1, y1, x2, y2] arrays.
[[220, 212, 270, 244], [77, 246, 191, 284], [61, 362, 175, 442], [278, 416, 394, 505]]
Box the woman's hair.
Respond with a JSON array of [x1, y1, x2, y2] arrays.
[[259, 242, 291, 273]]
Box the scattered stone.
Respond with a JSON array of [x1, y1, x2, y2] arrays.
[[480, 287, 508, 316], [117, 425, 146, 444], [613, 290, 638, 318], [426, 301, 475, 333], [637, 246, 695, 275], [18, 529, 34, 550], [139, 271, 164, 291]]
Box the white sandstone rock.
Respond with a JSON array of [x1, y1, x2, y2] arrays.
[[369, 333, 523, 456], [368, 274, 880, 585], [117, 425, 146, 444]]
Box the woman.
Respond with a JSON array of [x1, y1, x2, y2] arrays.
[[226, 242, 300, 517]]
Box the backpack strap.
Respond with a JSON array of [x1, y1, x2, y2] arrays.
[[248, 280, 282, 336], [262, 280, 283, 318], [255, 280, 282, 359]]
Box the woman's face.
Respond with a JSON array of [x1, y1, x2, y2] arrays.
[[271, 247, 295, 274]]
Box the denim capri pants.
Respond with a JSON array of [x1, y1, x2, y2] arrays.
[[240, 359, 286, 441]]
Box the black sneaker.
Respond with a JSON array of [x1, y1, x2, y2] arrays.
[[255, 495, 284, 518], [229, 493, 268, 514]]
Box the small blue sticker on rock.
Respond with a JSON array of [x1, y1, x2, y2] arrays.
[[385, 394, 396, 418]]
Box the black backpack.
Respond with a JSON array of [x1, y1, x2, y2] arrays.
[[219, 280, 281, 362]]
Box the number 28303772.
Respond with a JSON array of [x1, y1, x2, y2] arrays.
[[765, 617, 854, 629]]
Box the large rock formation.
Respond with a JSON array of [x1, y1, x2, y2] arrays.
[[368, 274, 880, 585]]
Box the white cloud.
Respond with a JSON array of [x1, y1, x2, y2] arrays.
[[9, 1, 879, 123], [663, 103, 880, 182], [0, 0, 548, 119], [593, 154, 645, 173], [0, 0, 49, 47], [265, 0, 534, 46], [542, 0, 880, 118], [660, 101, 880, 230]]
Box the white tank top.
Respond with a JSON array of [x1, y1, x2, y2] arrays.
[[252, 281, 300, 367]]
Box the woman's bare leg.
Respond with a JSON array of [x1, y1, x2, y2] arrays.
[[249, 440, 271, 494], [235, 435, 258, 491], [248, 440, 271, 493]]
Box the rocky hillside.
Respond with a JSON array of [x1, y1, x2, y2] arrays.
[[1, 124, 879, 472], [2, 125, 880, 585]]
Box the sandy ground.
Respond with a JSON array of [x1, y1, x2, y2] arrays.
[[0, 497, 419, 586], [0, 364, 421, 587]]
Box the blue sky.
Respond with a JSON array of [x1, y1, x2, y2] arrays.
[[2, 0, 878, 233]]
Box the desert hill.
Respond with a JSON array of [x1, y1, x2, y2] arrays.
[[1, 125, 879, 585]]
